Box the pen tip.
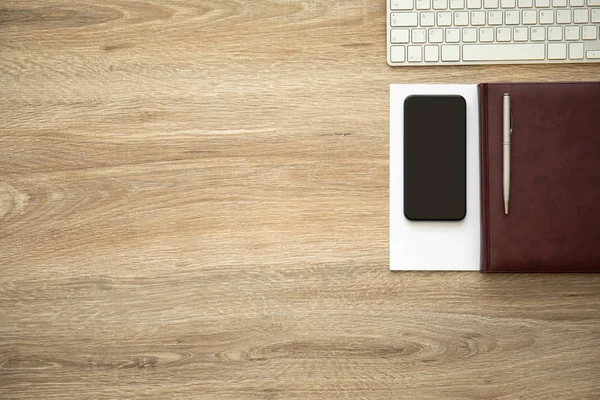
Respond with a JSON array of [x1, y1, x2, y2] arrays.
[[504, 201, 509, 215]]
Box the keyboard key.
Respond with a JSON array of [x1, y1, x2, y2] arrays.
[[392, 0, 414, 9], [421, 12, 435, 26], [425, 45, 439, 61], [548, 43, 567, 59], [429, 28, 444, 42], [391, 46, 406, 62], [480, 27, 495, 41], [582, 25, 598, 39], [574, 9, 589, 22], [408, 46, 423, 62], [484, 0, 499, 7], [446, 28, 461, 42], [391, 29, 410, 43], [522, 10, 537, 24], [548, 26, 563, 40], [531, 26, 546, 40], [536, 0, 550, 6], [488, 10, 503, 24], [540, 10, 554, 23], [570, 0, 585, 5], [514, 27, 529, 41], [391, 12, 418, 27], [412, 29, 427, 43], [472, 11, 487, 25], [451, 0, 466, 8], [433, 0, 448, 9], [587, 50, 600, 58], [518, 0, 534, 6], [553, 0, 568, 5], [589, 0, 600, 5], [501, 0, 516, 6], [438, 11, 452, 25], [506, 10, 520, 24], [569, 42, 584, 58], [593, 9, 600, 22], [463, 43, 545, 60], [557, 9, 572, 23], [497, 27, 512, 40], [454, 11, 469, 25], [463, 28, 478, 42], [467, 0, 482, 7], [416, 0, 431, 10], [441, 45, 460, 61], [565, 26, 580, 39]]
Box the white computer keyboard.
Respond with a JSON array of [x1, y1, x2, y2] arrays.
[[387, 0, 600, 65]]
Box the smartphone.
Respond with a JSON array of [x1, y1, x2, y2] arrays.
[[403, 95, 466, 221]]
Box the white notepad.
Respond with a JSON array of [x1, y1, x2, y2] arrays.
[[390, 85, 480, 271]]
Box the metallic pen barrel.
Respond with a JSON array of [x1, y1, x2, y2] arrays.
[[503, 94, 511, 215]]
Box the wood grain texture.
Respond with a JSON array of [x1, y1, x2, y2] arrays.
[[1, 1, 599, 399]]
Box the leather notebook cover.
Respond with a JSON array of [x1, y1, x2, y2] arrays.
[[478, 82, 600, 273]]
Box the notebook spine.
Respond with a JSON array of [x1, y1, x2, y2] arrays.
[[478, 84, 490, 273]]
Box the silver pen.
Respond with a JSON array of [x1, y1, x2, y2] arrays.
[[503, 94, 512, 215]]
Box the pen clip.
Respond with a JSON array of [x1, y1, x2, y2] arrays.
[[510, 108, 513, 136]]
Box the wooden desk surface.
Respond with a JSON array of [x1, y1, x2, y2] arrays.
[[1, 1, 599, 399]]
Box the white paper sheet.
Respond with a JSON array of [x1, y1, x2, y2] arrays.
[[390, 85, 480, 271]]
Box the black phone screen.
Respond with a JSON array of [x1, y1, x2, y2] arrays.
[[403, 95, 466, 221]]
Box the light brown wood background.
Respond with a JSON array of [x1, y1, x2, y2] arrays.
[[1, 1, 599, 399]]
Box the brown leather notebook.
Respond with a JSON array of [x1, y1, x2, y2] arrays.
[[478, 82, 600, 273]]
